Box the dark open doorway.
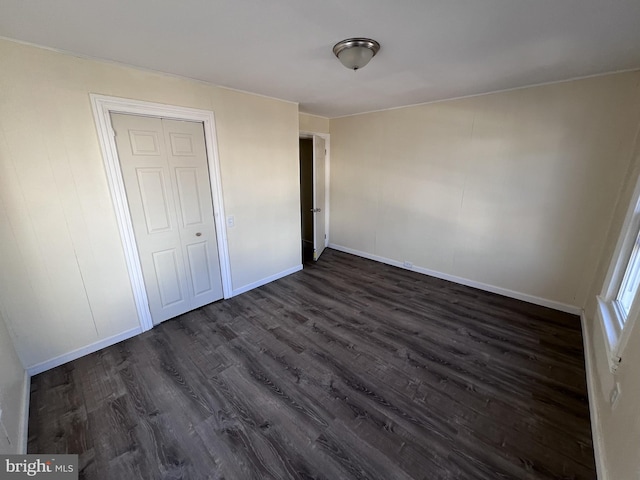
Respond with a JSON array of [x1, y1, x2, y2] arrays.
[[299, 138, 314, 262]]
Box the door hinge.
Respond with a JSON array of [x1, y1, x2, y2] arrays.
[[110, 127, 117, 138]]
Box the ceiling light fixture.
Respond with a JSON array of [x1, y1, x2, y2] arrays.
[[333, 38, 380, 71]]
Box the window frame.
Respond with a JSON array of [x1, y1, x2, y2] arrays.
[[597, 173, 640, 373]]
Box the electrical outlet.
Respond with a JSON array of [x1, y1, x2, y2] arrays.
[[610, 383, 621, 408], [403, 261, 413, 269], [227, 216, 235, 228], [0, 430, 9, 450], [0, 410, 10, 449]]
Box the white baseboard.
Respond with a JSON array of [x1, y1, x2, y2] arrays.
[[26, 264, 305, 376], [581, 312, 608, 480], [26, 327, 142, 377], [231, 264, 303, 297], [328, 244, 581, 315], [18, 370, 29, 454]]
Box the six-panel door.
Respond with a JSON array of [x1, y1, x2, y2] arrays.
[[111, 113, 223, 324]]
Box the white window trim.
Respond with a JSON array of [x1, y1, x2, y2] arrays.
[[597, 168, 640, 373]]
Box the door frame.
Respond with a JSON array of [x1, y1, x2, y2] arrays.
[[299, 131, 330, 251], [90, 94, 232, 332]]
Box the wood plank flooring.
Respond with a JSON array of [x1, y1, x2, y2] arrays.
[[28, 249, 596, 479]]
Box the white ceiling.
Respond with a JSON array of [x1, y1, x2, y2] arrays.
[[1, 0, 640, 117]]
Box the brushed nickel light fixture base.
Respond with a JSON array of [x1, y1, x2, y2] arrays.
[[333, 38, 380, 70]]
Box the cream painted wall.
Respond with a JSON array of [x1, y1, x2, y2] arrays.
[[330, 72, 640, 308], [0, 39, 300, 369], [583, 131, 640, 479], [0, 312, 27, 453], [299, 113, 329, 134]]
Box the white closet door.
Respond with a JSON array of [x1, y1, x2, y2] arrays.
[[111, 113, 223, 324], [163, 118, 223, 310]]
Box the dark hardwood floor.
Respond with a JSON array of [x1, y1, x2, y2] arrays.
[[28, 249, 596, 479]]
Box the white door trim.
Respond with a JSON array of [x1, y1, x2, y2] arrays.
[[90, 94, 232, 332], [300, 131, 330, 248]]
